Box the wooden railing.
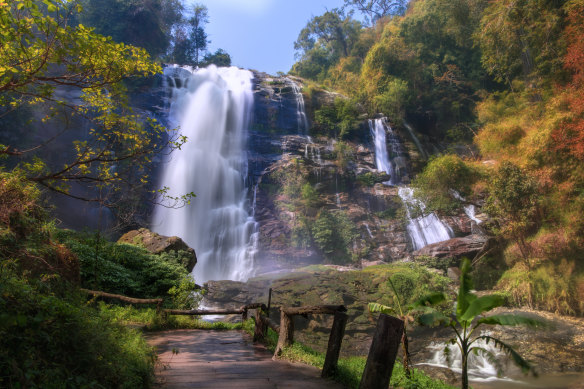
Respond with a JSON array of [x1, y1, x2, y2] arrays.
[[82, 287, 404, 388]]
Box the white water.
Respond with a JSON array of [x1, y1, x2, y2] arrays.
[[369, 117, 453, 250], [287, 78, 309, 134], [398, 187, 454, 251], [152, 65, 258, 283], [369, 118, 395, 185], [421, 334, 517, 384], [451, 190, 483, 225]]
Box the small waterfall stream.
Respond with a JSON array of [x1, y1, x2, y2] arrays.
[[152, 65, 258, 283], [369, 117, 453, 250], [420, 333, 517, 384], [287, 78, 309, 134]]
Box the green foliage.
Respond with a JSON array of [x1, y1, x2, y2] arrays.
[[0, 0, 191, 208], [313, 98, 361, 139], [79, 0, 184, 58], [202, 48, 232, 67], [0, 262, 155, 388], [484, 161, 539, 260], [333, 140, 355, 171], [56, 230, 195, 301], [417, 258, 545, 389], [312, 209, 358, 263], [412, 154, 481, 214]]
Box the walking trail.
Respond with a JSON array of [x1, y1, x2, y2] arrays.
[[146, 330, 345, 389]]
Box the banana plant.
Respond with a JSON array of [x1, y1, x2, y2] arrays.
[[368, 278, 445, 379], [417, 258, 546, 389]]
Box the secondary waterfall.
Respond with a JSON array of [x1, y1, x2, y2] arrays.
[[152, 65, 258, 283], [369, 117, 453, 250], [398, 188, 454, 250], [420, 333, 516, 384], [287, 78, 309, 134]]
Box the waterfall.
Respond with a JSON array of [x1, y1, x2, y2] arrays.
[[404, 121, 428, 160], [287, 78, 309, 134], [398, 187, 454, 251], [369, 116, 452, 250], [152, 65, 258, 283], [420, 333, 517, 384], [369, 118, 395, 185]]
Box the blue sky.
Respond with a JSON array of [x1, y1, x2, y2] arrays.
[[191, 0, 346, 75]]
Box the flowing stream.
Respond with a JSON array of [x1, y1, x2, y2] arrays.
[[152, 65, 258, 283], [369, 117, 453, 250]]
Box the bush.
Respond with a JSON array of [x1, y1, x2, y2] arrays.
[[312, 209, 358, 264], [56, 230, 196, 301], [411, 154, 481, 214], [0, 262, 155, 388]]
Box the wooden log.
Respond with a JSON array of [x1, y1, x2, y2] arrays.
[[265, 315, 280, 333], [253, 309, 268, 342], [283, 305, 346, 316], [358, 314, 404, 389], [164, 308, 244, 316], [322, 311, 348, 378], [81, 289, 163, 305], [273, 309, 294, 357]]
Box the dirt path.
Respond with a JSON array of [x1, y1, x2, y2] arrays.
[[146, 330, 345, 389]]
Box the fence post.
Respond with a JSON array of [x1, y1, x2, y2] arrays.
[[358, 314, 404, 389], [322, 311, 348, 378], [253, 308, 268, 342], [273, 308, 294, 357], [267, 288, 273, 318]]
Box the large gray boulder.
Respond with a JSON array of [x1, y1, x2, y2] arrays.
[[118, 228, 197, 272]]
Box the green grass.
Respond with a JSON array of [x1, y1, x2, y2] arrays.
[[243, 324, 454, 389], [97, 303, 252, 331]]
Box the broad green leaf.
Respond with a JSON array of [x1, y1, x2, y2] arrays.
[[368, 302, 394, 315], [418, 311, 450, 327], [478, 314, 547, 328], [460, 294, 505, 322], [410, 292, 447, 308], [456, 258, 475, 319]]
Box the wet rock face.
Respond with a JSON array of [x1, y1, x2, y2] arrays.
[[118, 228, 197, 272]]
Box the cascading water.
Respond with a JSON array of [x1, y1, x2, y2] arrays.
[[420, 333, 516, 384], [369, 118, 395, 185], [152, 65, 258, 283], [287, 78, 309, 134], [369, 117, 453, 250], [398, 188, 454, 250]]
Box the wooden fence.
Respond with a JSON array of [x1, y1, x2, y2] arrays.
[[82, 287, 404, 388]]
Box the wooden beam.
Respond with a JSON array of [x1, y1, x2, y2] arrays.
[[265, 316, 280, 333], [164, 308, 244, 316], [81, 289, 163, 305], [283, 305, 346, 316], [322, 311, 348, 378], [359, 314, 404, 389]]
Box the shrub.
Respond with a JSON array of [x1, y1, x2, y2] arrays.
[[0, 262, 155, 388]]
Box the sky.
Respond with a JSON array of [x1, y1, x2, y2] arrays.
[[190, 0, 346, 75]]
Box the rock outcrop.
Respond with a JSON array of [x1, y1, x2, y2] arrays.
[[118, 228, 197, 272], [413, 234, 489, 259]]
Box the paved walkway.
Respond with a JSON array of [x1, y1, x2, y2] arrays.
[[146, 330, 345, 389]]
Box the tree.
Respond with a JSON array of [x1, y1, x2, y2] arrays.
[[292, 9, 362, 80], [343, 0, 407, 24], [484, 162, 539, 261], [417, 259, 545, 389], [202, 49, 231, 67], [477, 0, 566, 86], [411, 154, 481, 214], [79, 0, 185, 59], [171, 3, 209, 66], [0, 0, 189, 208]]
